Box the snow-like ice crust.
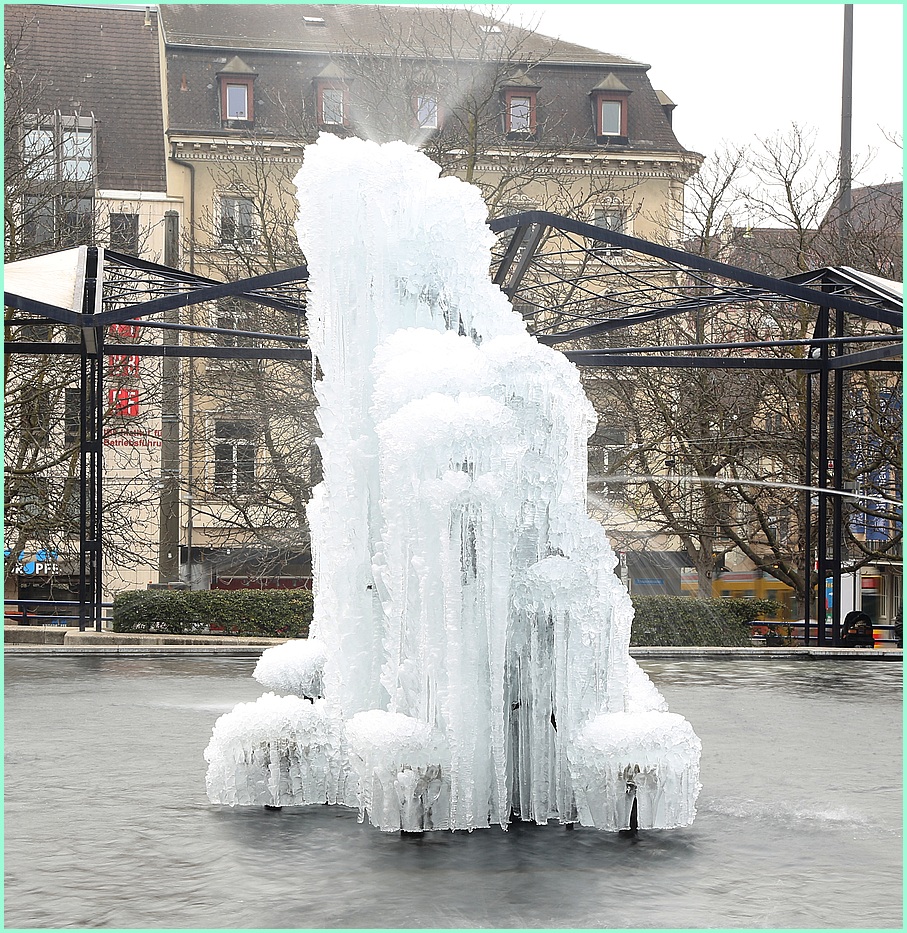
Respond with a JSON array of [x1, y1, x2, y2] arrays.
[[204, 134, 701, 832], [253, 638, 326, 698], [204, 694, 356, 807], [345, 710, 451, 831], [570, 712, 702, 830]]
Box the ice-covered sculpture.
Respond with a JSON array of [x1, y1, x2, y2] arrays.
[[204, 134, 701, 832]]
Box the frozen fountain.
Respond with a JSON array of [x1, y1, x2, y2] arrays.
[[204, 135, 701, 833]]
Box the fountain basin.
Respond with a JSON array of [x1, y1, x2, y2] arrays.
[[4, 655, 900, 929]]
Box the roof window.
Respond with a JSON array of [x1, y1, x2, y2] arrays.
[[304, 16, 326, 26]]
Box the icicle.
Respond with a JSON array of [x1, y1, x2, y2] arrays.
[[205, 134, 700, 833]]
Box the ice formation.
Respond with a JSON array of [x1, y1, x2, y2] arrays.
[[204, 134, 701, 833], [252, 638, 326, 698], [204, 694, 355, 808]]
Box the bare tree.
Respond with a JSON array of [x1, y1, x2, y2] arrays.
[[584, 128, 901, 611], [174, 144, 316, 584]]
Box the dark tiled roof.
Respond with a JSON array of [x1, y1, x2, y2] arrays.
[[161, 5, 691, 155], [821, 182, 903, 232], [4, 4, 167, 192], [159, 3, 643, 66]]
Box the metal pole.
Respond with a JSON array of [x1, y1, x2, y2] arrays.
[[94, 323, 104, 632], [831, 308, 846, 644], [158, 210, 181, 583], [816, 310, 830, 645], [79, 247, 103, 631], [839, 4, 854, 254], [803, 372, 813, 645], [78, 343, 89, 632]]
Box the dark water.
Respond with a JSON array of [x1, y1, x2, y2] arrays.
[[3, 657, 902, 929]]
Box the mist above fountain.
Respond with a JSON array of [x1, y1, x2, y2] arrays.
[[204, 135, 701, 833]]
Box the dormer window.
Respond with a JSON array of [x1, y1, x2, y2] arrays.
[[321, 86, 345, 125], [591, 73, 631, 143], [225, 83, 249, 120], [501, 71, 541, 137], [508, 93, 533, 133], [217, 56, 257, 125], [315, 64, 350, 128], [598, 100, 622, 136]]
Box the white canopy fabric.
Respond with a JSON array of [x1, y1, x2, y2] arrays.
[[4, 246, 87, 313], [839, 265, 903, 304]]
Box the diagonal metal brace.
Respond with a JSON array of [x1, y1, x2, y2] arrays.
[[493, 223, 547, 298]]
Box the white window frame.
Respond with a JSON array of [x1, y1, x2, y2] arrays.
[[321, 87, 345, 126], [508, 95, 532, 133], [219, 195, 257, 247], [225, 83, 249, 120], [416, 94, 439, 129], [22, 113, 95, 184], [599, 99, 623, 136], [213, 420, 257, 497]]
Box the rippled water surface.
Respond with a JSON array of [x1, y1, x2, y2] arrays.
[[4, 656, 902, 928]]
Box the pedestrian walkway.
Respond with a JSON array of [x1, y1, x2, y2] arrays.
[[4, 626, 900, 660]]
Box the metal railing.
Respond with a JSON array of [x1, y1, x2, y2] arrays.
[[751, 619, 900, 647], [4, 598, 114, 630]]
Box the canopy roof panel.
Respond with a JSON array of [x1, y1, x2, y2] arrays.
[[4, 246, 87, 315]]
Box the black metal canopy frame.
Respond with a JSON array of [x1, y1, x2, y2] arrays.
[[4, 213, 902, 642]]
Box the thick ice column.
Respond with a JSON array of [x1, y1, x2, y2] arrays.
[[293, 137, 522, 721], [278, 134, 700, 832]]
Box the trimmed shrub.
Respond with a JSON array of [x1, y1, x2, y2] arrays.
[[630, 596, 783, 647], [112, 588, 313, 638], [112, 589, 777, 646]]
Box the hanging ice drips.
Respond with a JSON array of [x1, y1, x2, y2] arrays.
[[204, 134, 701, 833]]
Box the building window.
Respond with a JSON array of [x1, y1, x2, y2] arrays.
[[213, 299, 255, 347], [23, 194, 95, 249], [220, 196, 256, 247], [22, 195, 56, 248], [415, 94, 439, 129], [213, 421, 256, 496], [109, 212, 139, 254], [22, 127, 56, 180], [61, 127, 93, 181], [592, 204, 625, 234], [505, 90, 536, 135], [225, 83, 249, 120], [22, 115, 94, 183], [592, 93, 629, 141], [320, 86, 345, 126], [765, 411, 784, 433], [216, 59, 256, 124], [60, 197, 94, 245], [590, 76, 631, 141], [590, 202, 626, 255], [599, 100, 623, 136]]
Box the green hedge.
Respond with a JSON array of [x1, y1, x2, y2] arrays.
[[629, 596, 782, 647], [112, 588, 776, 646], [112, 588, 313, 637]]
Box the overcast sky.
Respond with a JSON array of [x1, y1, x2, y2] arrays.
[[487, 2, 904, 185]]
